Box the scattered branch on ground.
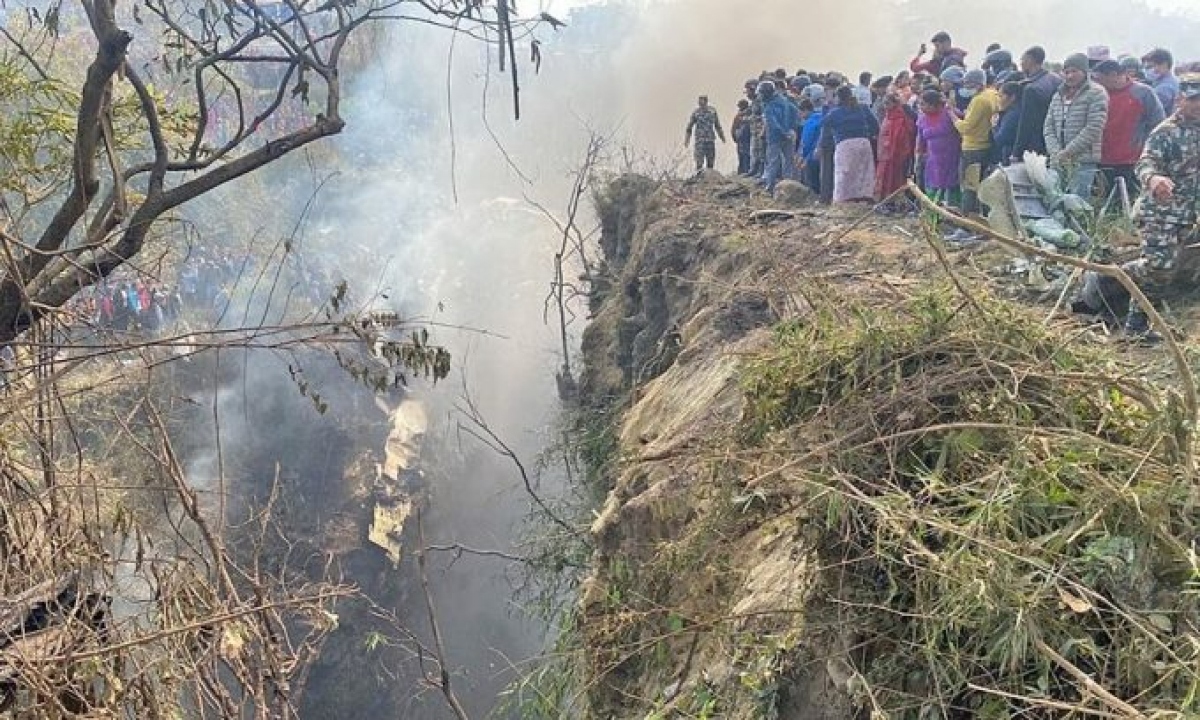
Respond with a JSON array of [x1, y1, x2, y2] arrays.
[[907, 180, 1196, 480]]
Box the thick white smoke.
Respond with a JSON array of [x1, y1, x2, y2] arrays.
[[177, 0, 1200, 715]]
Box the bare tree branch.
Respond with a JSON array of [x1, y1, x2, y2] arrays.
[[0, 0, 554, 345], [415, 508, 471, 720]]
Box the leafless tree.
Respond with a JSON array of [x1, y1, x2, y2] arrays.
[[0, 1, 552, 716], [0, 0, 544, 346]]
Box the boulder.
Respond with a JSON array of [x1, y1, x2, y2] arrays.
[[773, 179, 812, 206]]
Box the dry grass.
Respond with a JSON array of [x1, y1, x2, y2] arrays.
[[741, 284, 1200, 719]]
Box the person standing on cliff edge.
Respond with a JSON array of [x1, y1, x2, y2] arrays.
[[685, 95, 726, 172]]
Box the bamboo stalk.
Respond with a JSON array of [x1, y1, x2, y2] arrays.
[[905, 181, 1196, 481], [1033, 638, 1146, 719]]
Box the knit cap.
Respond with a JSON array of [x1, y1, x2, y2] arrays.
[[1063, 53, 1090, 73], [802, 84, 826, 103], [940, 66, 966, 85], [963, 69, 987, 87]]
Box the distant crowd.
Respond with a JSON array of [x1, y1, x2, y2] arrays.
[[684, 35, 1200, 340], [65, 246, 250, 335], [684, 36, 1197, 213]]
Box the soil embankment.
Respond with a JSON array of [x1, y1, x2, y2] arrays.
[[573, 173, 1200, 719]]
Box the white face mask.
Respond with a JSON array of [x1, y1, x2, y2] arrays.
[[1144, 67, 1162, 82], [958, 87, 978, 99]]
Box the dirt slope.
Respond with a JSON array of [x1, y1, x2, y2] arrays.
[[574, 173, 1200, 720]]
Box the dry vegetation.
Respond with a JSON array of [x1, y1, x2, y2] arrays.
[[0, 331, 351, 718], [569, 173, 1200, 720], [741, 286, 1199, 718]]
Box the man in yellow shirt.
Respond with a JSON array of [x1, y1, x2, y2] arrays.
[[953, 69, 1002, 214]]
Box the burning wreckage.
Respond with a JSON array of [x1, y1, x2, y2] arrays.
[[354, 311, 431, 566]]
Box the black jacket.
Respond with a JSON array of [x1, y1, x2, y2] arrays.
[[1013, 69, 1062, 159]]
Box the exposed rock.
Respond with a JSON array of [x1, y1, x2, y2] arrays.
[[585, 176, 769, 401], [730, 539, 810, 621], [773, 179, 812, 206], [572, 170, 1200, 720], [574, 174, 880, 720]]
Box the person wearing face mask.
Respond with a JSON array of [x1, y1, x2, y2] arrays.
[[940, 66, 970, 113], [1044, 53, 1109, 198], [953, 69, 1001, 214], [1073, 73, 1200, 340], [1141, 48, 1179, 113]]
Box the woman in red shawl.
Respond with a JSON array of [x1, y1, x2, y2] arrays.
[[875, 91, 918, 212]]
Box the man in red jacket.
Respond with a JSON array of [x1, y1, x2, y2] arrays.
[[1095, 60, 1165, 196], [910, 31, 967, 77]]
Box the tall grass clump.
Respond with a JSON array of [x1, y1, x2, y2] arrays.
[[742, 286, 1200, 719]]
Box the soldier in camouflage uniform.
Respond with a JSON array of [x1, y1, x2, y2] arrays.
[[731, 99, 753, 175], [742, 79, 767, 178], [750, 102, 766, 178], [685, 95, 726, 172], [1123, 72, 1200, 337], [1075, 73, 1200, 340]]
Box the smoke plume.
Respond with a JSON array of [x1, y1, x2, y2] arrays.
[[171, 0, 1200, 716]]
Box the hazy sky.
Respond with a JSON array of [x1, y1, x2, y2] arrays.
[[544, 0, 1200, 19], [1146, 0, 1199, 14]]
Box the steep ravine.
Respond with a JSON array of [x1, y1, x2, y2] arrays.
[[575, 174, 856, 719]]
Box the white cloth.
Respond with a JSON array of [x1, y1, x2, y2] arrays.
[[833, 138, 876, 202]]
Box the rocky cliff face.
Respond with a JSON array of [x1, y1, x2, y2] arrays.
[[570, 174, 1200, 720], [575, 174, 878, 719]]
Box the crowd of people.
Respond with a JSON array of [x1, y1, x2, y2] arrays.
[[687, 35, 1194, 214], [685, 35, 1200, 340], [64, 246, 248, 335]]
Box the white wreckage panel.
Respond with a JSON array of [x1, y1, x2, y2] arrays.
[[368, 396, 427, 565]]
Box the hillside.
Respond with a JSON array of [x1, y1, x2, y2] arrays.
[[572, 173, 1200, 719]]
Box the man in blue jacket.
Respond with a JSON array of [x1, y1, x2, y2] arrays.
[[1141, 48, 1180, 113], [800, 85, 827, 193], [759, 81, 800, 193]]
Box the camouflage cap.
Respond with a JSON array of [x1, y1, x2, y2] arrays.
[[1181, 72, 1200, 99]]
